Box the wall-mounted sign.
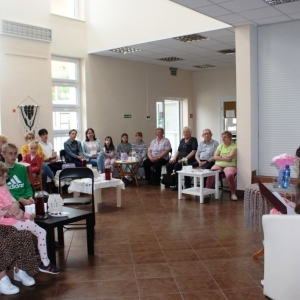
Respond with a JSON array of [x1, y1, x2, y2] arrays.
[[124, 114, 132, 118]]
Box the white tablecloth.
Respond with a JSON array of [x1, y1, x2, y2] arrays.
[[67, 178, 125, 212], [68, 178, 125, 194]]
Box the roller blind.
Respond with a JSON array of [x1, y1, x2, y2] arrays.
[[258, 20, 300, 178]]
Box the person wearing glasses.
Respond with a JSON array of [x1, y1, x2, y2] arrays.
[[192, 129, 219, 170], [166, 126, 198, 191]]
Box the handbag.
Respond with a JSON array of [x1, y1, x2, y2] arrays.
[[161, 173, 175, 187]]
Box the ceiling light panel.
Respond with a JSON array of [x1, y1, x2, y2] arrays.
[[174, 34, 209, 43], [157, 57, 184, 62], [193, 64, 216, 69], [264, 0, 299, 4], [110, 47, 141, 54], [218, 49, 235, 55]]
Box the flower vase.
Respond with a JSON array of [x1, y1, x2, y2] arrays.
[[277, 168, 284, 188]]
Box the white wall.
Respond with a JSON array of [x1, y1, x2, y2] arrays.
[[86, 0, 231, 52], [0, 0, 194, 150], [0, 0, 52, 149], [85, 55, 194, 147], [0, 0, 50, 26], [50, 14, 86, 57], [192, 68, 236, 141], [0, 1, 89, 149]]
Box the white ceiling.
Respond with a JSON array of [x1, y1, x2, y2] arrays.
[[93, 0, 300, 71]]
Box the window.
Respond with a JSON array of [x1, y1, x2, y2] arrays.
[[50, 0, 84, 20], [156, 100, 182, 150], [52, 56, 81, 153]]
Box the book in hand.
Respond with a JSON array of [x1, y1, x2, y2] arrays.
[[258, 181, 296, 215], [272, 192, 297, 215]]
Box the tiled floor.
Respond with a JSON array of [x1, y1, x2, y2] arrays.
[[7, 182, 267, 299]]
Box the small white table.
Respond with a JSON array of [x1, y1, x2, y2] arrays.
[[68, 178, 125, 213], [177, 169, 219, 203]]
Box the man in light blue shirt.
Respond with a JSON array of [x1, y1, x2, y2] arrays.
[[192, 129, 219, 170]]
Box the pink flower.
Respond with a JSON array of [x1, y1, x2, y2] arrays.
[[271, 153, 297, 169]]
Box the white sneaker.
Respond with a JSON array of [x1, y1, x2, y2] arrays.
[[125, 176, 132, 181], [0, 275, 19, 295], [14, 269, 35, 286], [231, 194, 238, 201]]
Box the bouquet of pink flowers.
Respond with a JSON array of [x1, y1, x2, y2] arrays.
[[271, 153, 297, 169]]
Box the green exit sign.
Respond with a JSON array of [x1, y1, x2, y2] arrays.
[[124, 114, 132, 118]]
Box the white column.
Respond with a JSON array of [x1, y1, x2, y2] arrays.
[[235, 25, 258, 190]]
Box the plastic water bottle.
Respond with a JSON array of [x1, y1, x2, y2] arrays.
[[277, 169, 284, 188], [282, 165, 290, 189]]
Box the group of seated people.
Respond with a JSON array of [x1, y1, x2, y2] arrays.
[[16, 126, 235, 199], [143, 126, 237, 200], [0, 125, 236, 295], [1, 125, 237, 198], [0, 141, 60, 295]]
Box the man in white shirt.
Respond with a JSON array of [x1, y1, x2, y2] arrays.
[[38, 129, 62, 173]]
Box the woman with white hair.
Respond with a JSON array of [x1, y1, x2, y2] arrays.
[[143, 127, 171, 185], [166, 126, 198, 191]]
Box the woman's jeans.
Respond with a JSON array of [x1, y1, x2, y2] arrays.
[[88, 154, 104, 172], [42, 163, 54, 190]]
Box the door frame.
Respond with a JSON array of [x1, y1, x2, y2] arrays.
[[219, 96, 236, 138]]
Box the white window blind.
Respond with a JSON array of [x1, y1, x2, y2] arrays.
[[258, 20, 300, 178]]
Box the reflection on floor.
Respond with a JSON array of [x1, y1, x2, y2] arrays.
[[10, 182, 266, 300]]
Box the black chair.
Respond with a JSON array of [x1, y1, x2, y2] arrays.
[[58, 167, 95, 228], [219, 171, 237, 193], [59, 149, 66, 163]]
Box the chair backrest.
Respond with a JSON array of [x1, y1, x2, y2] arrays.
[[58, 167, 95, 224], [263, 215, 300, 300], [60, 149, 66, 163], [62, 163, 76, 169], [59, 167, 94, 182]]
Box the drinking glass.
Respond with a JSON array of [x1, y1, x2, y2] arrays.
[[105, 166, 111, 180], [35, 191, 45, 216]]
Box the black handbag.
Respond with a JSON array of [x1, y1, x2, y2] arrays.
[[161, 174, 175, 187]]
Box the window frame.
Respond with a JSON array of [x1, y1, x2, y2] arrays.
[[52, 56, 81, 152]]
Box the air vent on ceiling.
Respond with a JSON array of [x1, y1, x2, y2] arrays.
[[193, 64, 216, 69], [110, 47, 141, 54], [157, 57, 184, 62], [264, 0, 299, 4], [1, 20, 51, 42], [174, 34, 208, 43], [218, 49, 235, 55]]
